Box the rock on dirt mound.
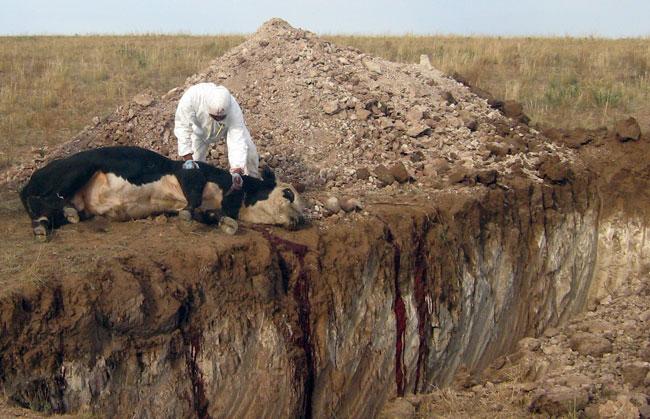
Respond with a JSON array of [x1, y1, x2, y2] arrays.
[[2, 18, 577, 221]]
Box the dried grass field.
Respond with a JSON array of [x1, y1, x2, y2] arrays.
[[0, 34, 648, 170]]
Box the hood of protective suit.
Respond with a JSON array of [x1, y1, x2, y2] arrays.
[[205, 86, 231, 117]]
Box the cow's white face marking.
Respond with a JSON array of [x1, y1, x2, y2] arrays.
[[239, 182, 306, 229], [72, 172, 188, 220]]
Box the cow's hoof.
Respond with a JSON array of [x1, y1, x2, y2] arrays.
[[179, 209, 192, 222], [33, 225, 48, 242], [63, 207, 80, 224], [219, 216, 238, 235]]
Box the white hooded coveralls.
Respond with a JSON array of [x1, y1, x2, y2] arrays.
[[174, 83, 259, 177]]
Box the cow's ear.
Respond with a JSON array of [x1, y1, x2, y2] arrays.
[[261, 166, 276, 185]]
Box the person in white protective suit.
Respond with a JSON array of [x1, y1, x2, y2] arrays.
[[174, 83, 259, 189]]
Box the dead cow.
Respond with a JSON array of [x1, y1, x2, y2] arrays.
[[20, 146, 305, 240]]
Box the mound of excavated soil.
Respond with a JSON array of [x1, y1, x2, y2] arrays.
[[2, 18, 580, 222]]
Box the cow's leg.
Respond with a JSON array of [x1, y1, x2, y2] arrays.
[[24, 194, 67, 240], [218, 216, 238, 235], [178, 207, 237, 234], [193, 208, 221, 225], [63, 206, 80, 224], [31, 216, 50, 242], [178, 208, 193, 221], [198, 208, 238, 235], [216, 190, 244, 235]]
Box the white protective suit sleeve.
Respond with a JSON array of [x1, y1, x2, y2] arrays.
[[174, 91, 200, 157], [223, 95, 251, 172]]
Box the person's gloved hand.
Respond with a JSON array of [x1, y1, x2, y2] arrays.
[[183, 160, 199, 170], [231, 168, 244, 190]]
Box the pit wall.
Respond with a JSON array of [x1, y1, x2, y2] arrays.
[[591, 216, 649, 303], [1, 175, 648, 418]]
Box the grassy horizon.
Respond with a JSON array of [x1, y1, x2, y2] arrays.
[[1, 34, 648, 169]]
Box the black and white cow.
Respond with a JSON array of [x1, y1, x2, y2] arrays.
[[20, 146, 305, 240]]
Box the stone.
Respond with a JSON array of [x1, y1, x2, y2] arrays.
[[622, 362, 650, 387], [389, 162, 411, 183], [406, 125, 430, 138], [640, 310, 650, 323], [563, 374, 593, 388], [378, 117, 394, 130], [476, 169, 497, 185], [340, 198, 362, 212], [539, 155, 575, 184], [569, 332, 613, 357], [323, 101, 341, 115], [501, 100, 530, 124], [459, 110, 478, 131], [594, 399, 640, 419], [524, 359, 550, 381], [409, 151, 425, 163], [502, 101, 523, 117], [529, 386, 589, 416], [450, 71, 471, 86], [517, 337, 541, 352], [355, 107, 371, 120], [584, 319, 614, 334], [324, 196, 341, 214], [374, 165, 395, 186], [419, 54, 432, 69], [431, 158, 451, 174], [448, 167, 470, 184], [362, 59, 382, 74], [465, 119, 478, 132], [405, 108, 424, 123], [422, 164, 437, 177], [355, 167, 371, 181], [133, 93, 154, 107], [443, 91, 457, 105], [393, 120, 407, 131], [543, 327, 560, 338], [614, 117, 642, 142]]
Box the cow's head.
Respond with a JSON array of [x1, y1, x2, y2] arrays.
[[240, 167, 306, 230]]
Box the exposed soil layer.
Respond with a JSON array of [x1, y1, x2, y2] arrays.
[[382, 270, 650, 418], [0, 19, 648, 418]]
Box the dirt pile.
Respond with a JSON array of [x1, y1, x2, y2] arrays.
[[3, 19, 579, 221]]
